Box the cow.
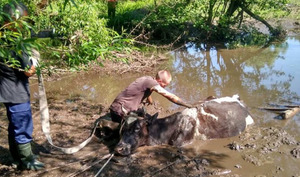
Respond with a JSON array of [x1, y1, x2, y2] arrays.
[[114, 95, 254, 156]]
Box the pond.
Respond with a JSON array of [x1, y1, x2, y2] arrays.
[[169, 36, 300, 128], [30, 36, 300, 176], [37, 36, 300, 128]]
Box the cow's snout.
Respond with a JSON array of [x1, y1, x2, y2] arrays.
[[114, 142, 131, 156]]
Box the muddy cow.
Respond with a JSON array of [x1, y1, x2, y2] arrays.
[[115, 95, 254, 155]]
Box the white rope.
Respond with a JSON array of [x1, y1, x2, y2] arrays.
[[38, 73, 100, 154]]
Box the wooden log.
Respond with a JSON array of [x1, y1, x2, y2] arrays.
[[281, 107, 300, 119], [259, 107, 291, 114], [259, 105, 300, 119], [268, 103, 300, 108]]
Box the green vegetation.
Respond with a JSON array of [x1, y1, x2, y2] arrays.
[[286, 0, 300, 20], [0, 0, 40, 70], [33, 0, 134, 69], [1, 0, 298, 71]]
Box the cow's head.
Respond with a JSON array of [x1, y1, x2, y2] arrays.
[[114, 113, 158, 156]]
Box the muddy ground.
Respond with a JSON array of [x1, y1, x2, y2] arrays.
[[1, 19, 300, 177], [1, 92, 300, 177]]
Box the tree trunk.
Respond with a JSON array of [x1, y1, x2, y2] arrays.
[[207, 0, 217, 26], [239, 5, 276, 34], [225, 0, 239, 17]]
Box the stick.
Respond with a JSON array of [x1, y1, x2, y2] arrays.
[[94, 153, 115, 177], [143, 159, 179, 177], [67, 153, 112, 177]]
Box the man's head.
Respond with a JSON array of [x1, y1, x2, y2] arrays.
[[2, 2, 29, 32], [156, 70, 172, 88], [2, 2, 29, 22]]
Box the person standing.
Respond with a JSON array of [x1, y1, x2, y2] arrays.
[[0, 2, 45, 170], [108, 0, 117, 18], [109, 70, 192, 123]]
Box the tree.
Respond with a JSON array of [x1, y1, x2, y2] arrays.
[[0, 1, 39, 69], [207, 0, 287, 36]]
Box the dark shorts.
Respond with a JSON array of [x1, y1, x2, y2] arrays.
[[110, 109, 123, 123]]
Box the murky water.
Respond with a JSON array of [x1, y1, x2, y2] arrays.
[[33, 36, 300, 128], [30, 36, 300, 176], [169, 36, 300, 127]]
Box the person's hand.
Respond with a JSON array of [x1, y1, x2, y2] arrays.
[[30, 49, 40, 67], [24, 65, 36, 77], [145, 99, 153, 106], [143, 96, 153, 106]]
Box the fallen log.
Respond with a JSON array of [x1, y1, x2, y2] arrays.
[[260, 104, 300, 119], [281, 107, 300, 119]]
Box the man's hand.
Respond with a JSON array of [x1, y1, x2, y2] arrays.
[[146, 95, 153, 105], [24, 65, 36, 77], [24, 49, 40, 77]]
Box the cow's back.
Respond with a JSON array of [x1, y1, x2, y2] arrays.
[[197, 95, 253, 139], [149, 108, 198, 146]]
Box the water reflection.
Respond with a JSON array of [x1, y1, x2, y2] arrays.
[[170, 37, 300, 106], [168, 36, 300, 130], [31, 36, 300, 130]]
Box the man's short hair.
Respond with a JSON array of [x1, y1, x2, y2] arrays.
[[156, 70, 172, 84]]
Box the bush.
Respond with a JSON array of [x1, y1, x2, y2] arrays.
[[32, 0, 133, 69]]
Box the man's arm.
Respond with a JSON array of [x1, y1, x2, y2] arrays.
[[151, 85, 192, 108], [146, 95, 153, 105]]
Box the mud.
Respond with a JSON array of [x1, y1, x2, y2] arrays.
[[228, 126, 299, 167], [291, 147, 300, 158], [1, 92, 300, 177], [0, 95, 227, 177]]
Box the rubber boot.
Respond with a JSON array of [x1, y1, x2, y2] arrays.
[[8, 134, 20, 168], [17, 142, 45, 170]]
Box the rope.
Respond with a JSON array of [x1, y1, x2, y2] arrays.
[[38, 73, 102, 154]]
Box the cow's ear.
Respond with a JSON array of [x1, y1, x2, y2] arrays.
[[147, 112, 158, 124], [125, 116, 138, 126]]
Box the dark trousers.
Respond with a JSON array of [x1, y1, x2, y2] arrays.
[[4, 101, 33, 144], [110, 109, 123, 123]]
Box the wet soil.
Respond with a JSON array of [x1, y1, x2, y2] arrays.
[[1, 81, 300, 177]]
